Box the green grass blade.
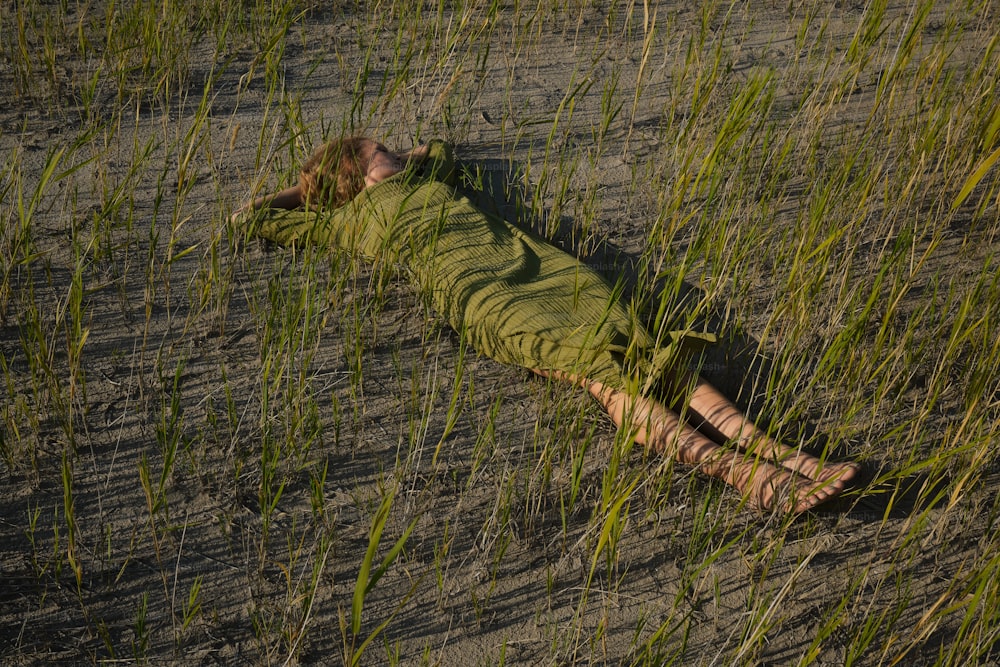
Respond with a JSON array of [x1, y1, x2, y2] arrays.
[[952, 144, 1000, 210]]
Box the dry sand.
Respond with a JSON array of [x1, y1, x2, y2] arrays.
[[1, 1, 998, 665]]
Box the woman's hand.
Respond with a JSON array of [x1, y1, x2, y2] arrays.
[[401, 144, 430, 162]]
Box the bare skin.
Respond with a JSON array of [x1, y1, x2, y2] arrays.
[[534, 369, 859, 514], [238, 136, 860, 514]]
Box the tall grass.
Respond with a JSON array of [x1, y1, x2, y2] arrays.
[[1, 0, 999, 664]]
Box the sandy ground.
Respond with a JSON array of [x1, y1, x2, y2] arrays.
[[2, 1, 999, 665]]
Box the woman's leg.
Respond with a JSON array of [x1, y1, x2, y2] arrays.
[[672, 371, 859, 483], [534, 370, 854, 512]]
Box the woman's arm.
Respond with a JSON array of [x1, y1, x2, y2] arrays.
[[259, 185, 303, 210], [231, 184, 303, 222]]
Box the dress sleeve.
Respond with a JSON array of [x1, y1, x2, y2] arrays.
[[251, 197, 366, 251]]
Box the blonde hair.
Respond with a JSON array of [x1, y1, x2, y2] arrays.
[[298, 137, 369, 209]]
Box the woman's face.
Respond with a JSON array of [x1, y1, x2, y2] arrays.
[[362, 140, 429, 187], [363, 141, 406, 187]]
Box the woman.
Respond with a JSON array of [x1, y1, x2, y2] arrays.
[[233, 137, 859, 513]]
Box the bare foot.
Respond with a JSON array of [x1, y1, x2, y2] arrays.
[[774, 451, 862, 485], [734, 460, 858, 514]]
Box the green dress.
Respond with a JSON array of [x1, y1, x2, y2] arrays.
[[249, 141, 714, 394]]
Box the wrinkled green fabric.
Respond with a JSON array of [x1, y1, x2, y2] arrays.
[[247, 140, 714, 394]]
